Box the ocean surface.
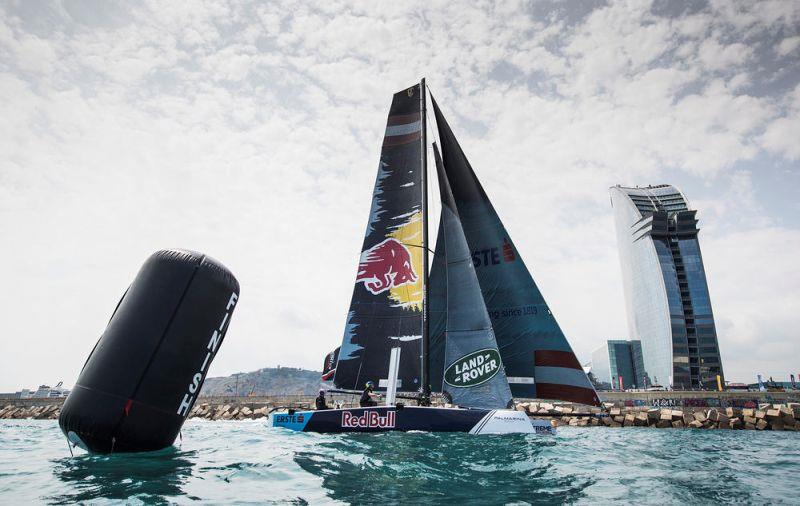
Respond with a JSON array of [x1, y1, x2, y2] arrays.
[[1, 419, 798, 505]]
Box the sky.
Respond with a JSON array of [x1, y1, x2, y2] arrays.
[[1, 0, 798, 391]]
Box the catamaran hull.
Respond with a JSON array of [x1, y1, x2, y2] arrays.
[[270, 406, 555, 435]]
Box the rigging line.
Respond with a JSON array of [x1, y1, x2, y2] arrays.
[[402, 243, 435, 254]]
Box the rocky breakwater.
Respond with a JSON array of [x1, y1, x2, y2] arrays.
[[0, 403, 61, 420], [0, 395, 340, 421], [516, 401, 800, 431]]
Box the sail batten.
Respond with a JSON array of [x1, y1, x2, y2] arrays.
[[430, 95, 600, 406]]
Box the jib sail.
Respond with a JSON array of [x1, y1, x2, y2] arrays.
[[434, 144, 513, 409], [431, 96, 600, 406], [333, 84, 425, 392]]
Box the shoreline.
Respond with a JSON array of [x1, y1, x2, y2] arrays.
[[2, 392, 798, 431]]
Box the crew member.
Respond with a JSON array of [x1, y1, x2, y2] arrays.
[[315, 389, 330, 410], [360, 381, 377, 407]]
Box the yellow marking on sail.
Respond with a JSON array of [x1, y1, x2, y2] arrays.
[[389, 210, 423, 311]]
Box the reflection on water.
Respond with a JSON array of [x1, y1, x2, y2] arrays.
[[293, 432, 587, 504], [49, 447, 196, 504]]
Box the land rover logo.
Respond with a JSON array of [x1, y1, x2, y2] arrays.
[[444, 349, 502, 388]]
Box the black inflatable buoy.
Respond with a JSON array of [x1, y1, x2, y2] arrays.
[[59, 249, 240, 453]]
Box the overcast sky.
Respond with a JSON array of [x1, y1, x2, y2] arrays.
[[1, 0, 798, 391]]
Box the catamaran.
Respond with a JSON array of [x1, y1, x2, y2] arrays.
[[271, 80, 600, 434]]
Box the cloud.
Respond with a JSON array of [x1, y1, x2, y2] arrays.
[[0, 0, 798, 390]]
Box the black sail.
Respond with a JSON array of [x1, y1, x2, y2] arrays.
[[333, 84, 424, 392], [431, 96, 600, 406]]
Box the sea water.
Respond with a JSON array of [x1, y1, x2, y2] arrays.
[[1, 419, 798, 504]]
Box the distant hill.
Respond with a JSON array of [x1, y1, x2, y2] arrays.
[[200, 367, 322, 397]]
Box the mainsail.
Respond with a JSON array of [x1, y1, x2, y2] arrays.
[[430, 96, 600, 406], [435, 145, 513, 409], [333, 84, 425, 392]]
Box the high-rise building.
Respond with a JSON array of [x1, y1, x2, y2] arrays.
[[610, 184, 724, 390], [591, 340, 646, 390]]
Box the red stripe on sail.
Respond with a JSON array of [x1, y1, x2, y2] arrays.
[[536, 383, 600, 406], [387, 112, 420, 126], [383, 131, 421, 147], [534, 350, 583, 370]]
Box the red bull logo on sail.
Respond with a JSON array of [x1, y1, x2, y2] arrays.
[[356, 238, 417, 294], [341, 410, 396, 429]]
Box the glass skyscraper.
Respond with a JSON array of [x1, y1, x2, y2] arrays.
[[591, 340, 646, 390], [610, 185, 724, 390]]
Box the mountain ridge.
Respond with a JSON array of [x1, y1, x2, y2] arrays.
[[200, 367, 322, 397]]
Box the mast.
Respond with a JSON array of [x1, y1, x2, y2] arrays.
[[420, 77, 430, 402]]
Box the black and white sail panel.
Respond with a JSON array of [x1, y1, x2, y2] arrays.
[[333, 84, 424, 392], [435, 145, 513, 409], [431, 96, 600, 406]]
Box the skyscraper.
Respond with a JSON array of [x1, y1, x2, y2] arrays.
[[610, 185, 724, 390], [591, 340, 646, 390]]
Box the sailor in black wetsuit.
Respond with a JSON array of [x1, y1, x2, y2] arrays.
[[360, 381, 377, 407], [315, 389, 329, 410]]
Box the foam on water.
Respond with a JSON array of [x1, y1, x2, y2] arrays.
[[1, 419, 798, 504]]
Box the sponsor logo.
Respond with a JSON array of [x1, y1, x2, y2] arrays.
[[176, 292, 238, 417], [341, 410, 396, 429], [444, 348, 503, 388], [356, 238, 417, 295], [274, 414, 305, 424], [472, 238, 516, 268]]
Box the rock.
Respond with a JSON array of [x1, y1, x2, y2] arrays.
[[647, 409, 660, 421], [515, 403, 527, 412], [730, 418, 743, 429], [624, 414, 635, 427], [745, 422, 756, 430], [688, 420, 703, 429], [742, 408, 755, 417], [706, 409, 719, 421], [634, 413, 648, 426], [656, 420, 671, 428], [670, 409, 684, 420], [771, 423, 785, 431], [591, 417, 600, 426], [610, 408, 621, 416], [672, 420, 684, 429], [682, 413, 694, 425], [613, 415, 625, 424], [240, 406, 253, 416], [694, 411, 707, 423], [601, 416, 613, 426], [756, 419, 768, 430], [755, 410, 766, 420], [743, 416, 757, 425]]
